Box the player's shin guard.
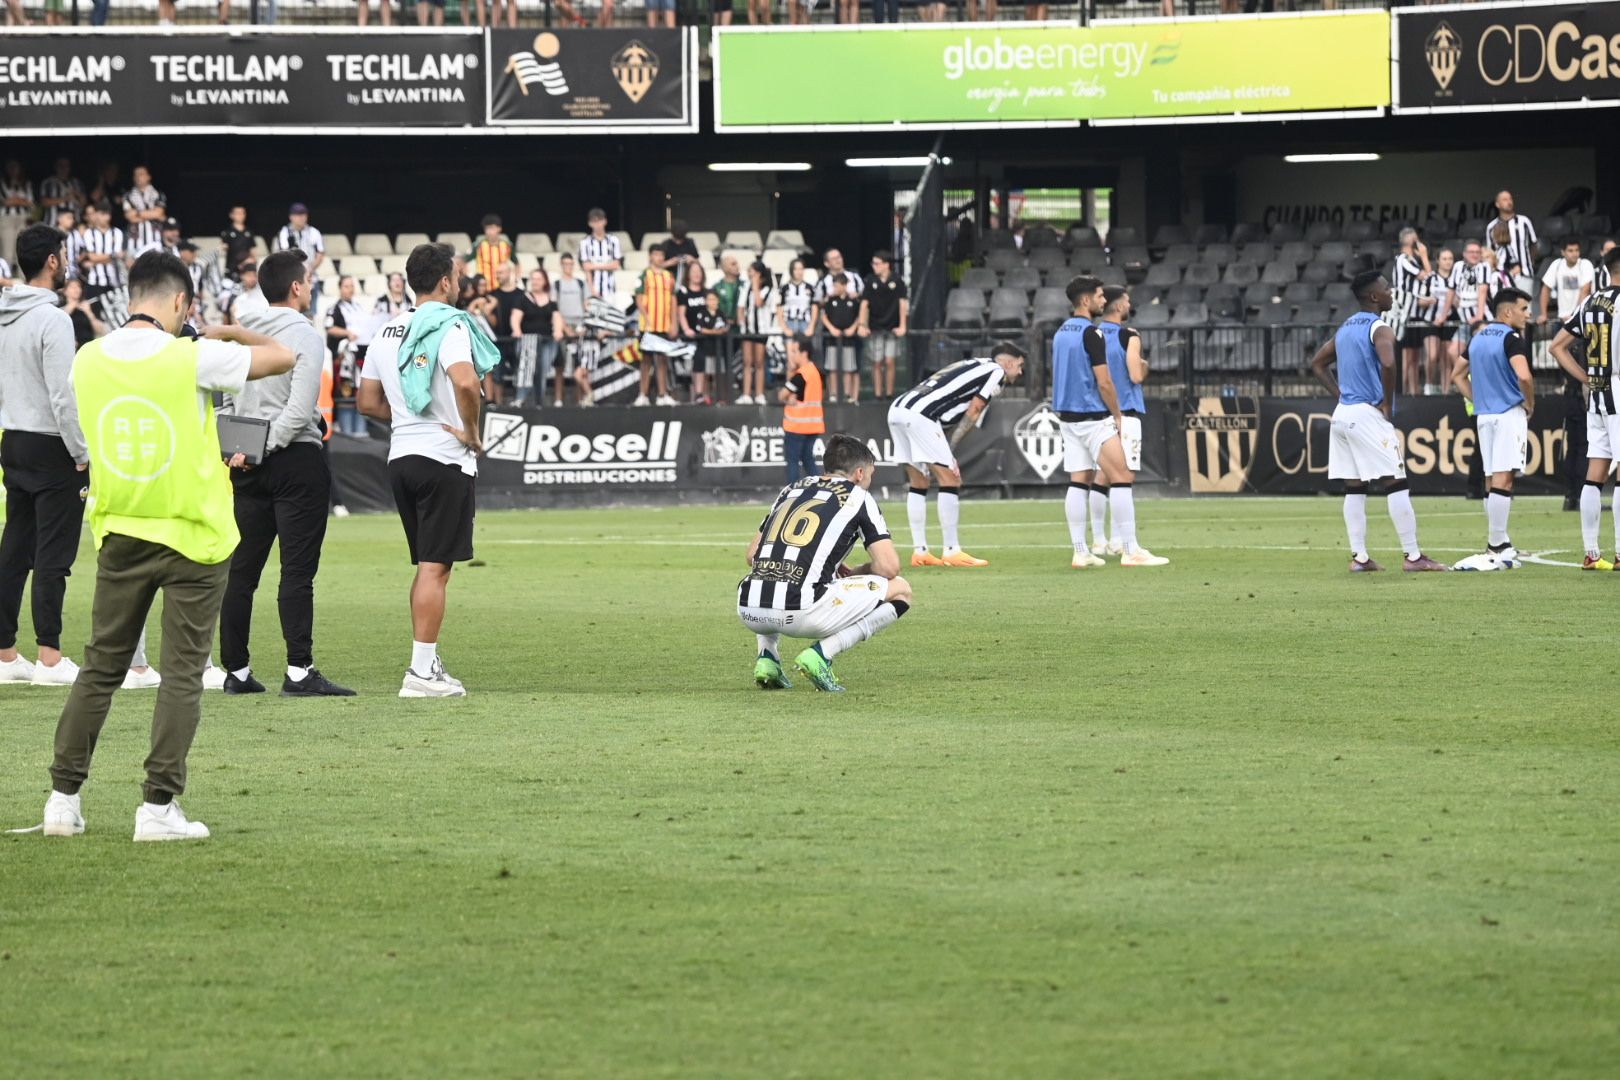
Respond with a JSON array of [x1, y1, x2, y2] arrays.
[[1385, 481, 1421, 559], [907, 488, 930, 552], [757, 634, 781, 661], [1581, 481, 1603, 556], [1107, 483, 1138, 554], [1066, 482, 1089, 550], [1088, 484, 1109, 546], [1343, 488, 1369, 561], [938, 487, 961, 552], [1486, 487, 1513, 548], [818, 600, 909, 660]]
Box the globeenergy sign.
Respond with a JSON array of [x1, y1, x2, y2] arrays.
[[713, 13, 1391, 130]]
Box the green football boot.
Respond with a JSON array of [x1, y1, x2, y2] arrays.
[[754, 655, 793, 690], [794, 648, 846, 693]]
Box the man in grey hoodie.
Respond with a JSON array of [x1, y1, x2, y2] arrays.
[[218, 248, 354, 698], [0, 224, 91, 686]]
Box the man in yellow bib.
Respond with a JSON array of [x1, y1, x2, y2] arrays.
[[42, 251, 293, 842]]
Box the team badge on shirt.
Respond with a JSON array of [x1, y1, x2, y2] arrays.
[[414, 354, 429, 370]]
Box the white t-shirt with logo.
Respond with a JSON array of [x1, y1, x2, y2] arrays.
[[359, 310, 477, 476], [1541, 258, 1595, 319]]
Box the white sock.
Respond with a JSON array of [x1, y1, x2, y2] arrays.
[[1486, 490, 1512, 548], [756, 633, 781, 660], [938, 488, 961, 552], [907, 488, 929, 552], [1088, 485, 1109, 546], [1582, 482, 1602, 557], [1065, 483, 1088, 551], [411, 640, 437, 674], [286, 665, 310, 682], [1386, 487, 1421, 559], [131, 630, 148, 670], [1344, 492, 1369, 561], [1108, 485, 1138, 555], [230, 667, 251, 682], [818, 600, 907, 660]]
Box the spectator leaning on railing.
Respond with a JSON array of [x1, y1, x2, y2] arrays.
[[677, 259, 713, 404], [510, 268, 565, 408], [860, 250, 907, 401]]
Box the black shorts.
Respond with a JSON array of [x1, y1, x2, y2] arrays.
[[389, 454, 475, 565]]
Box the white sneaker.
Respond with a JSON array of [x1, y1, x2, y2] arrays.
[[1120, 548, 1170, 567], [43, 791, 84, 837], [1106, 540, 1125, 556], [332, 504, 351, 519], [31, 657, 80, 686], [655, 394, 677, 407], [1071, 551, 1107, 569], [400, 659, 466, 698], [0, 655, 35, 684], [553, 399, 564, 408], [736, 394, 755, 405], [1089, 541, 1108, 557], [579, 397, 595, 408], [134, 800, 210, 842], [202, 663, 227, 691], [632, 394, 651, 406], [122, 666, 162, 690]]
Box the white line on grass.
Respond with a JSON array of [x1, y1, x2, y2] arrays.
[[487, 539, 1573, 558]]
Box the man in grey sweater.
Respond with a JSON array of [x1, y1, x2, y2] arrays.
[[217, 248, 353, 698]]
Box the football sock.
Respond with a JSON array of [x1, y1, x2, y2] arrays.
[[1343, 491, 1368, 561], [1385, 483, 1421, 559], [131, 631, 148, 670], [907, 488, 929, 552], [1582, 481, 1602, 557], [286, 666, 310, 683], [411, 640, 437, 674], [1089, 484, 1109, 546], [1486, 488, 1513, 548], [938, 487, 961, 552], [818, 600, 908, 660], [1065, 482, 1088, 551], [1108, 483, 1139, 555], [756, 634, 780, 662]]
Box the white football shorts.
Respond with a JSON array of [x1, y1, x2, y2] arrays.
[[1588, 410, 1620, 462], [887, 406, 953, 469], [1476, 405, 1528, 476], [1061, 417, 1119, 473], [1119, 414, 1143, 472], [737, 575, 891, 640], [1328, 402, 1405, 482]]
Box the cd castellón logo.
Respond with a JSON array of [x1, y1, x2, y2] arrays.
[[1425, 21, 1461, 94]]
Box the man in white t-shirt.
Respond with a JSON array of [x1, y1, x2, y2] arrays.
[[357, 243, 482, 699], [1539, 237, 1595, 329]]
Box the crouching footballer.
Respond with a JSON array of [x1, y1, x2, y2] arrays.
[[737, 433, 911, 693]]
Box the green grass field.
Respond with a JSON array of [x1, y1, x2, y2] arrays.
[[3, 495, 1617, 1078]]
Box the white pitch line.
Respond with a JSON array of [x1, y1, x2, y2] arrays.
[[486, 538, 1566, 557], [1520, 551, 1584, 568]]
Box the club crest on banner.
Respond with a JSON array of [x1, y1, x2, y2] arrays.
[[1425, 21, 1460, 93], [1013, 405, 1064, 480], [611, 41, 659, 103], [1183, 396, 1258, 494]]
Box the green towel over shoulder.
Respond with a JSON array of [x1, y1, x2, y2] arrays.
[[397, 301, 501, 415]]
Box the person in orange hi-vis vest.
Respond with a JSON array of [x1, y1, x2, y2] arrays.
[[779, 333, 825, 483], [318, 362, 349, 517]]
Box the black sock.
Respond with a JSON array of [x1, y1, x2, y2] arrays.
[[891, 600, 910, 618]]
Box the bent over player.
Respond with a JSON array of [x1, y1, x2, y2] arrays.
[[1310, 271, 1449, 572], [737, 433, 911, 694]]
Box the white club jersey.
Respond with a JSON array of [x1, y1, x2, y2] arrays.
[[359, 310, 478, 476]]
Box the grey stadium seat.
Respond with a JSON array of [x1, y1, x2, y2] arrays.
[[985, 249, 1022, 273], [1153, 225, 1190, 248], [1028, 247, 1067, 272], [1302, 262, 1340, 286], [1166, 283, 1203, 308], [1318, 240, 1353, 265], [1238, 242, 1274, 266], [1098, 266, 1128, 287], [1162, 243, 1199, 267], [1171, 303, 1211, 327], [1026, 226, 1062, 250], [1004, 266, 1042, 293], [1145, 263, 1181, 288], [1253, 301, 1292, 327], [1344, 221, 1378, 242], [1283, 281, 1319, 305], [1261, 261, 1298, 286], [960, 267, 998, 291], [1201, 242, 1236, 267], [1115, 246, 1151, 274], [1305, 221, 1339, 244], [1064, 225, 1102, 251], [1107, 225, 1142, 249], [1295, 301, 1333, 325], [988, 289, 1029, 329], [1243, 281, 1277, 309], [1278, 241, 1315, 266], [1194, 224, 1229, 246], [1231, 223, 1266, 245], [1224, 262, 1260, 287], [1130, 284, 1163, 308], [1134, 303, 1171, 328], [1268, 222, 1304, 243], [1322, 282, 1355, 308], [1032, 291, 1070, 324], [1184, 263, 1220, 288]]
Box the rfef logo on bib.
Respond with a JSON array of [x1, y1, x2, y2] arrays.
[[97, 397, 177, 483]]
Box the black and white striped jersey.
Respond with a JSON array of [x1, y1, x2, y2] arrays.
[[1485, 214, 1537, 274], [893, 358, 1007, 425], [81, 226, 126, 289], [1447, 260, 1492, 324], [274, 223, 325, 260], [1597, 261, 1612, 292], [738, 476, 890, 611], [122, 184, 166, 253], [0, 178, 32, 218], [1563, 287, 1620, 416], [814, 269, 863, 303], [1391, 252, 1425, 319], [578, 233, 623, 297], [780, 279, 816, 321]]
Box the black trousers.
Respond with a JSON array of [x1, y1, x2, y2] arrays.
[[0, 431, 86, 652], [219, 442, 331, 672], [1563, 382, 1589, 499]]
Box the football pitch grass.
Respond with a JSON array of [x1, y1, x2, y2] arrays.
[[2, 495, 1616, 1078]]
